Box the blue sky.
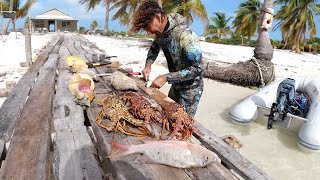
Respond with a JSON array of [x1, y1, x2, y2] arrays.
[[5, 0, 320, 40]]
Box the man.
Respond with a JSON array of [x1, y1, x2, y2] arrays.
[[131, 0, 204, 117]]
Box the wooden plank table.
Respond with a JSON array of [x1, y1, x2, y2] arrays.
[[51, 35, 103, 179], [80, 35, 272, 180], [0, 36, 62, 143], [83, 67, 237, 179], [0, 54, 59, 179], [0, 34, 271, 180]]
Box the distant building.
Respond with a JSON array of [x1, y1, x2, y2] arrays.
[[30, 8, 78, 33]]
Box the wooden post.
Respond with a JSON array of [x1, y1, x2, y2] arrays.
[[25, 28, 32, 68]]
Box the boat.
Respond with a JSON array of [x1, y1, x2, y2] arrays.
[[229, 76, 320, 152]]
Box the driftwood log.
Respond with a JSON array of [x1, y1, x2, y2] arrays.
[[204, 0, 275, 87]]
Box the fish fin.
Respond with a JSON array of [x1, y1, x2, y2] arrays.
[[108, 142, 133, 159], [113, 142, 129, 151]]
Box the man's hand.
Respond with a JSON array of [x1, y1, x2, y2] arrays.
[[151, 75, 168, 88], [142, 63, 151, 80]]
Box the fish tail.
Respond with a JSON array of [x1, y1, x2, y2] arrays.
[[113, 142, 130, 151], [108, 142, 133, 159]]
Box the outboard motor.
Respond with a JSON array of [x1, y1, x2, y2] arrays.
[[267, 78, 296, 129]]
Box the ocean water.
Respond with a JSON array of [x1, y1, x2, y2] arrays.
[[160, 79, 320, 180]]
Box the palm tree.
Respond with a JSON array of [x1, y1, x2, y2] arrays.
[[163, 0, 208, 26], [273, 0, 320, 52], [23, 16, 30, 29], [111, 0, 140, 32], [204, 0, 275, 87], [90, 20, 98, 31], [2, 0, 13, 34], [1, 0, 36, 33], [79, 0, 113, 33], [204, 12, 232, 41], [111, 0, 208, 32], [233, 0, 262, 45]]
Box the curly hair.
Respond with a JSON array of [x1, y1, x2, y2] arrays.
[[131, 0, 164, 33]]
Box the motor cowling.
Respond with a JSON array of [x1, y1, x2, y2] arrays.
[[268, 78, 296, 129]]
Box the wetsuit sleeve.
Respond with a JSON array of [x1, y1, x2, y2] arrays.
[[146, 37, 161, 65], [167, 29, 203, 81]]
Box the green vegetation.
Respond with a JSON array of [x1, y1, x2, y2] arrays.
[[1, 0, 319, 54], [74, 0, 320, 54], [204, 12, 232, 41], [273, 0, 320, 53], [233, 0, 261, 46], [1, 0, 37, 33]]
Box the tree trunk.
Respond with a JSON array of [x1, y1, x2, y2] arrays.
[[12, 18, 16, 32], [127, 9, 135, 33], [248, 36, 251, 46], [203, 0, 275, 87], [104, 0, 111, 34], [2, 20, 11, 34], [25, 29, 32, 68], [254, 0, 273, 62], [282, 37, 288, 50], [294, 29, 302, 53]]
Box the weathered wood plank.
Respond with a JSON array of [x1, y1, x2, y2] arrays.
[[0, 36, 62, 142], [58, 46, 70, 60], [67, 36, 75, 47], [193, 123, 272, 180], [53, 69, 84, 130], [51, 34, 102, 179], [79, 36, 105, 55], [0, 54, 59, 179], [52, 128, 102, 180], [78, 36, 95, 54], [67, 45, 80, 56], [61, 37, 69, 46], [48, 35, 60, 47], [51, 36, 64, 54], [74, 40, 81, 47], [73, 36, 90, 61], [66, 36, 79, 55]]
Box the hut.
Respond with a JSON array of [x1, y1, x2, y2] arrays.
[[30, 8, 78, 33]]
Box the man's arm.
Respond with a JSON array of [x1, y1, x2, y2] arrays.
[[167, 29, 203, 81], [143, 38, 161, 80], [146, 37, 161, 65]]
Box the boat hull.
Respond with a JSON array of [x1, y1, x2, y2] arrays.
[[229, 76, 320, 152]]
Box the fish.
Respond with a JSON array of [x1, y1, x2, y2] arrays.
[[110, 140, 220, 168]]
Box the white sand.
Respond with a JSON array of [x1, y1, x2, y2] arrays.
[[0, 33, 56, 105], [1, 33, 320, 179]]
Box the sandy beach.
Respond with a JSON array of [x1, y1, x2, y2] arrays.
[[0, 33, 56, 105], [1, 33, 320, 179]]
